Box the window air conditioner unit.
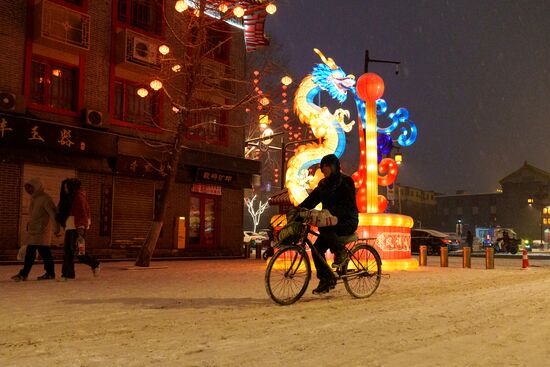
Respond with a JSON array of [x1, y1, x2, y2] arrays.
[[83, 109, 109, 129], [0, 91, 26, 113], [130, 35, 159, 66]]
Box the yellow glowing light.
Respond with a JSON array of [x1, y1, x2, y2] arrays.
[[175, 0, 188, 12], [281, 75, 293, 86], [193, 8, 200, 17], [137, 88, 149, 98], [260, 97, 270, 106], [233, 5, 245, 17], [259, 114, 269, 129], [158, 44, 170, 55], [382, 258, 419, 271], [218, 3, 228, 13], [150, 80, 163, 91], [358, 213, 414, 228], [52, 69, 62, 77], [395, 152, 403, 165], [172, 64, 182, 72], [265, 3, 277, 14], [172, 106, 180, 113]]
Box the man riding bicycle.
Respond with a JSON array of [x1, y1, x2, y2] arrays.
[[298, 154, 359, 295]]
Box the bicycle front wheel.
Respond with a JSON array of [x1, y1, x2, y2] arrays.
[[342, 243, 382, 298], [265, 245, 311, 305]]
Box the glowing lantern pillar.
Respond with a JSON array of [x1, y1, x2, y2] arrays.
[[355, 73, 417, 270]]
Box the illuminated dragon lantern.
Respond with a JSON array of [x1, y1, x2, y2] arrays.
[[283, 49, 419, 270], [286, 49, 356, 205], [286, 49, 418, 214]]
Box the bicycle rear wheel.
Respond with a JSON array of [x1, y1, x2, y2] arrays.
[[265, 245, 311, 305], [342, 243, 381, 298]]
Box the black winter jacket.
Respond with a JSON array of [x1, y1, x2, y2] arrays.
[[299, 173, 359, 236]]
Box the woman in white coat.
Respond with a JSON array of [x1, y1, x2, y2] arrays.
[[11, 178, 60, 281]]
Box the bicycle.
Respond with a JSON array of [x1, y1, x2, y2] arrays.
[[265, 209, 382, 305]]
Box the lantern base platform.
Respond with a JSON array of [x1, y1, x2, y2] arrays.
[[357, 213, 417, 270], [382, 258, 418, 271]]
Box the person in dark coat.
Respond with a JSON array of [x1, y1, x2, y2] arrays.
[[299, 154, 359, 294], [466, 230, 473, 250], [57, 178, 100, 280]]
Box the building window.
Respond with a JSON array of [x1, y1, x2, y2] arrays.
[[187, 104, 226, 143], [117, 0, 162, 34], [30, 59, 77, 111], [456, 207, 463, 215], [188, 194, 218, 247], [113, 80, 160, 127], [206, 25, 231, 62], [472, 206, 479, 215], [490, 205, 497, 214]]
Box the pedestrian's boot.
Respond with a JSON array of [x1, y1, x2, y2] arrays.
[[11, 274, 27, 282], [92, 264, 101, 277]]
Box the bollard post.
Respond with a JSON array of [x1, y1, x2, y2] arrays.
[[419, 245, 427, 266], [440, 246, 448, 267], [485, 247, 494, 269], [243, 242, 250, 258], [463, 246, 471, 268]]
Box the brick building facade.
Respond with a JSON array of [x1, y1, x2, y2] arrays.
[[0, 0, 270, 260]]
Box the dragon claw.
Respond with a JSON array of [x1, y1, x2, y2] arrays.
[[334, 108, 350, 122]]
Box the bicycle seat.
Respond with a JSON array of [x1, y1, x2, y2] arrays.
[[337, 233, 358, 244]]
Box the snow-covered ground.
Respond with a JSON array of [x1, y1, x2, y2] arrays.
[[1, 256, 549, 367]]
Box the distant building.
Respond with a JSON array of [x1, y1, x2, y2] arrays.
[[435, 162, 550, 242], [387, 184, 438, 229]]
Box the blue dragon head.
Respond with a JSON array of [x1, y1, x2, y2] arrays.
[[312, 48, 355, 104]]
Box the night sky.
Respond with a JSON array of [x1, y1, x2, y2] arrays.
[[264, 0, 550, 195]]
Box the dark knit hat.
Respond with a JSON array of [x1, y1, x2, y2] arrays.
[[320, 154, 340, 172]]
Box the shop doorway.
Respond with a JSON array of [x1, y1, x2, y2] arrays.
[[188, 194, 219, 247]]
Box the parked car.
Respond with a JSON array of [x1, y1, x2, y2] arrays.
[[243, 231, 269, 245], [444, 232, 462, 251], [411, 229, 453, 255]]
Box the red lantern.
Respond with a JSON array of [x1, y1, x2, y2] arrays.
[[356, 73, 384, 102]]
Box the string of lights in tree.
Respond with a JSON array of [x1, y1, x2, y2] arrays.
[[135, 0, 278, 100], [175, 0, 277, 19]]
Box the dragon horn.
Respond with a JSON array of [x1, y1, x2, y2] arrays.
[[313, 48, 338, 70]]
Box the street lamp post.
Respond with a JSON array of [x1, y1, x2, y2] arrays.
[[364, 50, 401, 74]]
